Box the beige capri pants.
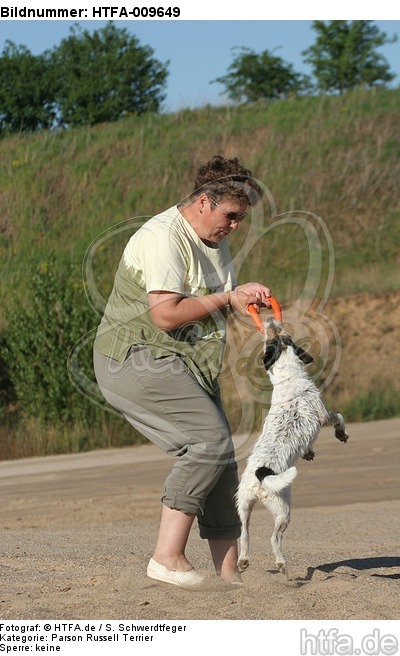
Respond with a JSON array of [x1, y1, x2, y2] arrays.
[[93, 345, 241, 540]]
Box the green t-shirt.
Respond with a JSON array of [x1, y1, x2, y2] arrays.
[[94, 205, 237, 395]]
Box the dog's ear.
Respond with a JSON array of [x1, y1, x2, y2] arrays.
[[263, 339, 282, 370], [295, 345, 314, 365], [282, 336, 314, 365]]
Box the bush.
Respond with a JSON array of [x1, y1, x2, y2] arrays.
[[3, 258, 100, 428]]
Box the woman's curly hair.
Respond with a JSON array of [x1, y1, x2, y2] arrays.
[[191, 155, 263, 206]]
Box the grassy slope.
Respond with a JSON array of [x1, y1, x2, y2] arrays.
[[0, 88, 399, 455], [1, 88, 399, 304]]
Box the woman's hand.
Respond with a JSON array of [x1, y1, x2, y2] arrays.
[[229, 283, 272, 317], [231, 283, 272, 315]]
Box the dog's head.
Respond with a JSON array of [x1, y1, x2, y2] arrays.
[[263, 317, 314, 371]]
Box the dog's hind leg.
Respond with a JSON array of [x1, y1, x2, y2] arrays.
[[266, 490, 291, 577], [236, 492, 257, 572]]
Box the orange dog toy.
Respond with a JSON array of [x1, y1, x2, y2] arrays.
[[248, 296, 282, 334]]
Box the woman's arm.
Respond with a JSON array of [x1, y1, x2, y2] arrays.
[[148, 284, 271, 331]]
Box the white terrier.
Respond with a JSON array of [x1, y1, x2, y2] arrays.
[[236, 317, 349, 576]]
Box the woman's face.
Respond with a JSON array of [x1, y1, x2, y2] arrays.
[[202, 197, 248, 243]]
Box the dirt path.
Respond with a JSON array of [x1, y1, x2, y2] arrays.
[[1, 418, 399, 620]]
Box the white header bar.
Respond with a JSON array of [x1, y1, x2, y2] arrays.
[[0, 1, 399, 20]]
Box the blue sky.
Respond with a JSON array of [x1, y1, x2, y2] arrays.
[[0, 19, 399, 113]]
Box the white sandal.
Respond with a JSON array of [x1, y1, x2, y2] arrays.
[[147, 558, 204, 588]]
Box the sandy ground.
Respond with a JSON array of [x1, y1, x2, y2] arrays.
[[1, 417, 399, 621]]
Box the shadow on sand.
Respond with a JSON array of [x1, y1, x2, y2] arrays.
[[296, 556, 400, 582]]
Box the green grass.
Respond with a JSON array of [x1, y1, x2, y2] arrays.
[[0, 414, 147, 461], [1, 88, 399, 303], [341, 383, 400, 423]]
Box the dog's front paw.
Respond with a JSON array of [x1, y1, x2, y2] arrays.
[[302, 449, 315, 461], [335, 427, 349, 443]]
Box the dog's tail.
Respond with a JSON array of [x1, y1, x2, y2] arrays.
[[255, 466, 297, 493]]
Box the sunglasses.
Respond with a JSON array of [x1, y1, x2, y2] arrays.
[[210, 199, 247, 223]]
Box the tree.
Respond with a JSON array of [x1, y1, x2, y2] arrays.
[[51, 23, 169, 127], [303, 21, 397, 94], [0, 41, 56, 133], [213, 47, 310, 103]]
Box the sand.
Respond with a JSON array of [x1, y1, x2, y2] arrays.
[[1, 417, 399, 622]]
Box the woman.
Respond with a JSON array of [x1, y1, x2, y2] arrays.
[[93, 155, 272, 587]]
